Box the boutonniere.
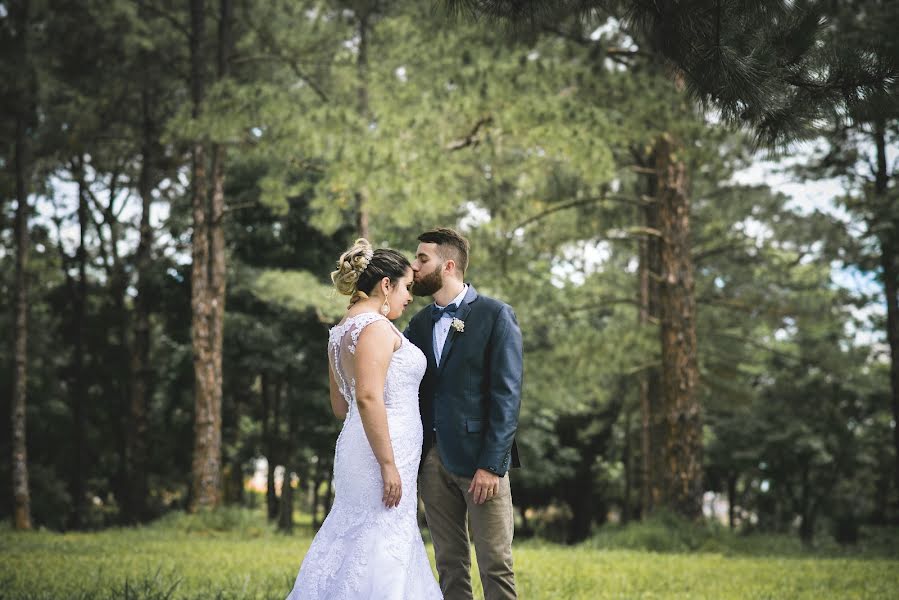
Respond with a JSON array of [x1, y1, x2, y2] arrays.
[[451, 317, 465, 333]]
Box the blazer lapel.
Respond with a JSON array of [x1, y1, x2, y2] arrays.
[[436, 285, 479, 375], [423, 309, 438, 372]]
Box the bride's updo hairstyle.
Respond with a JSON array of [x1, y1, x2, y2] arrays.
[[331, 238, 411, 306]]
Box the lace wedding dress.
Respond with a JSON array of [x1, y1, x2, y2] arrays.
[[286, 312, 443, 600]]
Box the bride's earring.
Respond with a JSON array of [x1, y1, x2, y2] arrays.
[[380, 299, 390, 315]]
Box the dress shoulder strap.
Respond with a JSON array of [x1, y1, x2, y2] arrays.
[[331, 312, 390, 355]]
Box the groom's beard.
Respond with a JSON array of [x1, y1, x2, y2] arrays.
[[412, 268, 443, 297]]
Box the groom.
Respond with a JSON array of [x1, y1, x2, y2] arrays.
[[405, 227, 522, 600]]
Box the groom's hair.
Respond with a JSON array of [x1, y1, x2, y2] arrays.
[[418, 227, 470, 275]]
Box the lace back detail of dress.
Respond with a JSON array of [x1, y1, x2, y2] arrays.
[[328, 313, 394, 409]]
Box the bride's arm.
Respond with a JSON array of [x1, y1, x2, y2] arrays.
[[354, 321, 403, 507], [354, 321, 397, 465], [328, 363, 348, 420]]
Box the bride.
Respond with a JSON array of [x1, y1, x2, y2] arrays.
[[286, 239, 443, 599]]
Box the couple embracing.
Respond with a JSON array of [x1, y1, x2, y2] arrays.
[[286, 228, 523, 600]]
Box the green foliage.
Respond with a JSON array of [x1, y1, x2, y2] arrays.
[[151, 506, 274, 537], [590, 511, 725, 553], [250, 268, 345, 321]]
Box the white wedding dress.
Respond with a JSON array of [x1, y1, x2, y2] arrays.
[[286, 312, 443, 600]]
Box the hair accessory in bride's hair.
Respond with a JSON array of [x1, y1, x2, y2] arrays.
[[354, 245, 373, 274], [332, 238, 375, 296]]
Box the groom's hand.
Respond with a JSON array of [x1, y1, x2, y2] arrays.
[[468, 469, 500, 505]]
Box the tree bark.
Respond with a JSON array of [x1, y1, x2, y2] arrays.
[[622, 403, 633, 524], [69, 159, 89, 529], [311, 472, 323, 530], [638, 155, 664, 517], [262, 373, 277, 520], [209, 141, 226, 410], [126, 87, 156, 523], [278, 468, 294, 533], [798, 465, 816, 544], [323, 467, 333, 517], [11, 102, 33, 532], [727, 473, 737, 530], [226, 455, 244, 505], [10, 0, 33, 532], [94, 170, 133, 522], [654, 133, 702, 519], [189, 0, 221, 511], [263, 373, 282, 521], [872, 119, 899, 510], [209, 0, 230, 407]]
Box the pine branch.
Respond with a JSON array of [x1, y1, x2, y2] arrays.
[[443, 0, 899, 146], [446, 115, 494, 151], [606, 226, 663, 239], [510, 194, 647, 232]]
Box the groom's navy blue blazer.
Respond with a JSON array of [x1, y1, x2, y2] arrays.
[[405, 285, 522, 478]]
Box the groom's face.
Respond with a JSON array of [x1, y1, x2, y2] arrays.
[[411, 242, 444, 297]]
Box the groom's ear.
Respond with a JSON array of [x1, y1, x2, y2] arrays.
[[443, 259, 457, 275]]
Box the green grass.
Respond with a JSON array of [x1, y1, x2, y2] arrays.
[[2, 509, 898, 599]]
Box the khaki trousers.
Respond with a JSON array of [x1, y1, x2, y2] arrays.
[[419, 447, 516, 600]]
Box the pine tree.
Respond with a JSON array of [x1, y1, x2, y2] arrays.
[[445, 0, 898, 145], [799, 0, 899, 518], [3, 0, 41, 531]]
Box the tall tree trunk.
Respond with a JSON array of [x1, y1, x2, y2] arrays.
[[872, 119, 899, 510], [226, 455, 244, 505], [798, 465, 816, 544], [11, 106, 33, 532], [622, 402, 632, 524], [638, 156, 664, 517], [727, 473, 737, 530], [209, 140, 225, 423], [654, 133, 702, 519], [189, 0, 221, 511], [323, 469, 333, 517], [354, 11, 371, 239], [107, 217, 132, 520], [69, 160, 89, 529], [278, 468, 294, 533], [311, 472, 323, 530], [223, 382, 246, 506], [126, 88, 156, 523], [262, 373, 279, 520], [280, 370, 300, 530], [209, 0, 230, 414], [10, 0, 33, 532]]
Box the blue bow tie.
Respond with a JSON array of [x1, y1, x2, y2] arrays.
[[431, 303, 458, 322]]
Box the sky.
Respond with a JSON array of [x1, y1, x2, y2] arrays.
[[732, 151, 887, 349]]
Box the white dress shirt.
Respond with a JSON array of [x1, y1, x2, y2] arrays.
[[433, 285, 468, 366]]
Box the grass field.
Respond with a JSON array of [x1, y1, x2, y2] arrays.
[[3, 509, 898, 599]]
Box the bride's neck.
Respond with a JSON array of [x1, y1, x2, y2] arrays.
[[348, 298, 383, 316]]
